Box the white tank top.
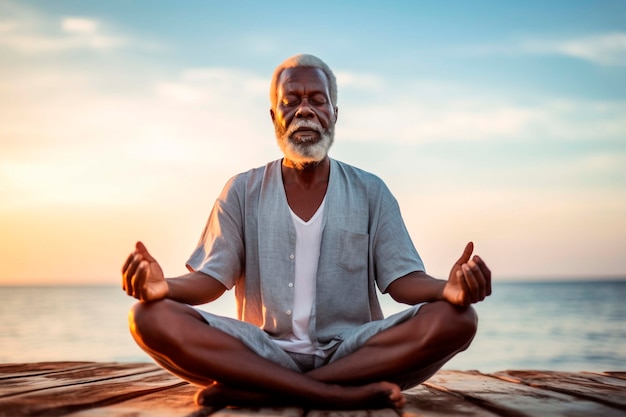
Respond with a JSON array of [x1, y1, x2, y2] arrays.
[[273, 197, 326, 357]]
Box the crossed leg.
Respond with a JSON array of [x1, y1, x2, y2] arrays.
[[129, 300, 477, 409]]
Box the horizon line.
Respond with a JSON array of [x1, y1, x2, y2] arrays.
[[1, 275, 625, 287]]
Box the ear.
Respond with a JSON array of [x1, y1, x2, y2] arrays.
[[334, 106, 339, 122], [270, 108, 276, 122]]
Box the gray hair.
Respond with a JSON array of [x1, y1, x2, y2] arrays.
[[269, 54, 337, 110]]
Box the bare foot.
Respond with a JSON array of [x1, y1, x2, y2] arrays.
[[195, 381, 405, 410], [341, 381, 406, 409]]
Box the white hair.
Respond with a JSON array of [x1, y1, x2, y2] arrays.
[[269, 54, 337, 110]]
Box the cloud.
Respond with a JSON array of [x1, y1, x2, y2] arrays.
[[0, 159, 125, 207], [62, 17, 98, 34], [521, 32, 626, 67], [155, 68, 268, 105], [0, 20, 18, 33], [0, 18, 125, 53], [463, 32, 626, 67], [0, 32, 125, 54], [0, 3, 127, 54], [339, 92, 626, 144], [0, 64, 279, 209], [335, 70, 385, 92], [322, 72, 623, 146], [0, 3, 622, 216]]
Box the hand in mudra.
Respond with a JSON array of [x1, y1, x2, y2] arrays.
[[122, 241, 169, 302], [442, 242, 492, 306]]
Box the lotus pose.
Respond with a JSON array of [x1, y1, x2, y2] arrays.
[[122, 54, 492, 410]]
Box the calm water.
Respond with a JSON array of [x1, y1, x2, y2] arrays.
[[1, 281, 625, 372]]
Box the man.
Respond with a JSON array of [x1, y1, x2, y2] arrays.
[[122, 54, 491, 410]]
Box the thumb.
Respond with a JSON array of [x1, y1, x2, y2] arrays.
[[135, 241, 157, 262], [454, 241, 474, 267]]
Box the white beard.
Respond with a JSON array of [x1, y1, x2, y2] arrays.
[[275, 119, 335, 168]]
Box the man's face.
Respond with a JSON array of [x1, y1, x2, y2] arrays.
[[271, 67, 337, 167]]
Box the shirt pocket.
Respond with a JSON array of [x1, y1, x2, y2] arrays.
[[336, 231, 369, 272]]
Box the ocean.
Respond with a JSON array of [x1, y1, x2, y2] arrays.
[[1, 280, 625, 372]]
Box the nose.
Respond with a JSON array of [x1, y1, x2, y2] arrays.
[[295, 100, 314, 119]]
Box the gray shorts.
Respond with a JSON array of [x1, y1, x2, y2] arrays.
[[194, 303, 448, 390]]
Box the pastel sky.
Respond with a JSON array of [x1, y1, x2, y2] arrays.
[[1, 0, 625, 285]]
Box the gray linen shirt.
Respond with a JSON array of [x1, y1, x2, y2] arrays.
[[186, 158, 424, 352]]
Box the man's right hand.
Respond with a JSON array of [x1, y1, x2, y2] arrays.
[[122, 241, 169, 302]]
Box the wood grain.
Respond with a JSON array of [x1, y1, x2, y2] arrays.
[[1, 363, 623, 417]]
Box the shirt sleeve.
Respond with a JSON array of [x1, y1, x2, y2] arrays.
[[186, 175, 245, 290], [372, 183, 425, 293]]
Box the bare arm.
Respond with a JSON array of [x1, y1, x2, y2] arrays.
[[165, 271, 227, 305], [387, 242, 492, 307], [386, 270, 447, 304], [122, 241, 226, 305]]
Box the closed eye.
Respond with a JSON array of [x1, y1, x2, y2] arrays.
[[282, 96, 299, 106], [310, 94, 327, 105]]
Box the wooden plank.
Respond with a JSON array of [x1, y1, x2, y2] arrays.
[[401, 384, 500, 417], [67, 384, 212, 417], [306, 409, 398, 417], [602, 372, 626, 381], [0, 362, 92, 373], [581, 372, 626, 387], [491, 370, 626, 410], [0, 362, 96, 380], [69, 380, 305, 417], [0, 368, 187, 417], [1, 364, 623, 417], [424, 370, 624, 417], [0, 362, 160, 397], [215, 406, 304, 417]]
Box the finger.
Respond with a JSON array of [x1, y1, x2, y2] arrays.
[[454, 241, 474, 267], [136, 241, 157, 263], [474, 255, 492, 296], [124, 254, 142, 297], [468, 258, 487, 301], [456, 270, 471, 306], [132, 260, 149, 300], [121, 252, 134, 275], [121, 252, 135, 291], [461, 263, 480, 304]]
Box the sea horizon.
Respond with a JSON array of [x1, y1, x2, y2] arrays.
[[3, 275, 625, 287], [1, 279, 625, 373]]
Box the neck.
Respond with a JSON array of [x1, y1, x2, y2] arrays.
[[281, 156, 330, 188]]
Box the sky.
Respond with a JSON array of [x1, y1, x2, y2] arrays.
[[0, 0, 625, 285]]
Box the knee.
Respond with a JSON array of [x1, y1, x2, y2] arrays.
[[454, 305, 478, 350], [128, 300, 175, 349], [425, 302, 478, 352]]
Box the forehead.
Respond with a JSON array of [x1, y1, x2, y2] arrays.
[[277, 67, 330, 95]]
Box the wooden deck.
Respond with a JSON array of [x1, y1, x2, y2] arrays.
[[0, 362, 624, 417]]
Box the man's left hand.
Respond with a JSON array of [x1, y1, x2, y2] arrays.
[[442, 242, 492, 306]]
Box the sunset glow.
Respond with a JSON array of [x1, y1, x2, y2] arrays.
[[1, 1, 625, 285]]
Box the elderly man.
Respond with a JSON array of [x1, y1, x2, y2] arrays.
[[122, 54, 491, 410]]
